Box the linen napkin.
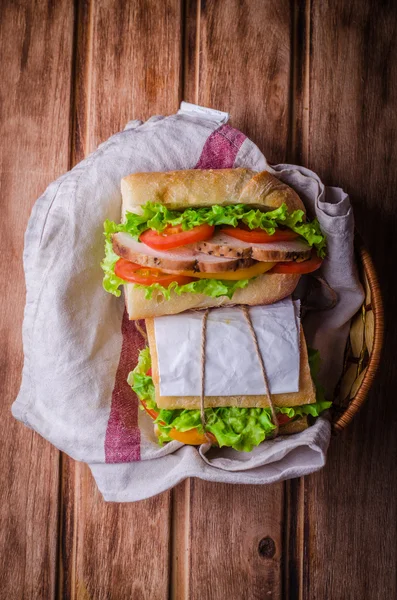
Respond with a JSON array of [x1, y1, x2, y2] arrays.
[[12, 102, 364, 501]]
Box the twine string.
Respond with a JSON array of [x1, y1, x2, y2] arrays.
[[135, 319, 148, 341], [241, 306, 279, 437], [200, 309, 211, 440], [199, 306, 279, 440]]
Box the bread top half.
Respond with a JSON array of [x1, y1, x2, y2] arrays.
[[121, 168, 306, 216]]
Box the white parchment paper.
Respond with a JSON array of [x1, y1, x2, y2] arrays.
[[154, 298, 301, 396]]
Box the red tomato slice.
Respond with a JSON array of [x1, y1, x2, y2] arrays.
[[140, 400, 161, 421], [114, 258, 196, 286], [221, 225, 299, 244], [271, 253, 323, 274], [140, 224, 215, 250], [277, 413, 293, 426]]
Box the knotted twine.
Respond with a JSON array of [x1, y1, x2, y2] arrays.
[[199, 307, 279, 441]]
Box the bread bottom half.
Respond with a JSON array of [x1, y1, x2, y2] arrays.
[[125, 272, 300, 319]]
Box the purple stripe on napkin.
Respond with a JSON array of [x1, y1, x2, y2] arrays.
[[104, 312, 145, 463], [195, 124, 246, 169]]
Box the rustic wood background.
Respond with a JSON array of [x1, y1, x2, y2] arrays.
[[1, 1, 396, 598]]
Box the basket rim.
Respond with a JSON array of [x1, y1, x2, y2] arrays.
[[332, 241, 384, 433]]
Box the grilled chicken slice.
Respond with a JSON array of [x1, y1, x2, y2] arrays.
[[112, 232, 255, 273], [196, 232, 312, 262]]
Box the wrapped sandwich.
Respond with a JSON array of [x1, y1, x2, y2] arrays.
[[102, 168, 326, 319], [127, 303, 331, 452]]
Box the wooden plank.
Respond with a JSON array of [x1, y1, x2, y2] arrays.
[[59, 1, 183, 598], [0, 1, 75, 598], [190, 0, 293, 163], [295, 1, 397, 598], [177, 480, 285, 600], [172, 2, 293, 598], [86, 0, 182, 150]]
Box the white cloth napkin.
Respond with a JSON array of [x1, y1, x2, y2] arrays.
[[12, 102, 364, 502]]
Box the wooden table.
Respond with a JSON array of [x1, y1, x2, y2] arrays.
[[1, 1, 396, 598]]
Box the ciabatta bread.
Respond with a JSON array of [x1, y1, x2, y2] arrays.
[[121, 168, 305, 214], [146, 320, 316, 409]]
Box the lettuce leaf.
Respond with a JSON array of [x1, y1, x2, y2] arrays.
[[101, 220, 126, 297], [104, 201, 327, 256], [121, 203, 290, 237], [126, 347, 156, 407], [135, 277, 250, 301], [276, 401, 331, 419], [285, 216, 327, 259], [128, 348, 332, 452]]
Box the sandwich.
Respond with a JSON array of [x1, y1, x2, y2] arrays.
[[102, 168, 326, 319], [128, 319, 331, 452]]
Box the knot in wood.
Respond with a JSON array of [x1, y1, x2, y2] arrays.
[[258, 536, 276, 558]]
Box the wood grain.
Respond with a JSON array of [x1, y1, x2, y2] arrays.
[[85, 0, 182, 151], [59, 2, 182, 599], [0, 1, 74, 599], [186, 0, 292, 163], [173, 480, 284, 600], [295, 1, 397, 598]]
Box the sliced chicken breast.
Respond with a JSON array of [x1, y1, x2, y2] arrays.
[[196, 232, 312, 262], [112, 232, 255, 272]]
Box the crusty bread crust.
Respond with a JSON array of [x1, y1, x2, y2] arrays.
[[146, 321, 316, 409], [121, 168, 305, 215], [124, 272, 300, 320]]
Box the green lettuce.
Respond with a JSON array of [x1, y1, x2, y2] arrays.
[[277, 401, 331, 419], [101, 220, 126, 297], [135, 277, 250, 301], [126, 348, 155, 404], [128, 347, 331, 453], [104, 201, 326, 255], [155, 406, 276, 451]]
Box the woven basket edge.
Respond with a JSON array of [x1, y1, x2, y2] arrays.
[[332, 245, 384, 433]]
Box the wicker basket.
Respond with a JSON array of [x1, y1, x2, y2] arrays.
[[332, 243, 384, 433]]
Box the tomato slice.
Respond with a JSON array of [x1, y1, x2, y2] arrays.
[[141, 400, 159, 421], [140, 224, 215, 250], [114, 258, 196, 286], [271, 253, 323, 274], [221, 225, 299, 244], [277, 413, 293, 426]]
